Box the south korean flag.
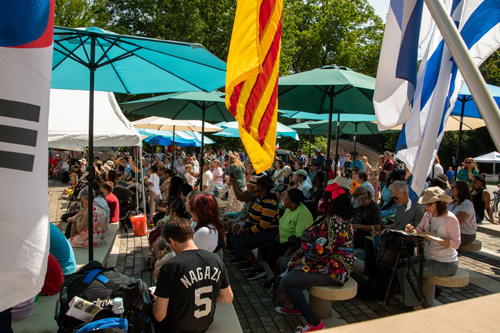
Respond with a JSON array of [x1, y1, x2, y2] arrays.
[[0, 0, 54, 312]]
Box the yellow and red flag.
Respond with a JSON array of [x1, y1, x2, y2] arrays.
[[225, 0, 283, 174]]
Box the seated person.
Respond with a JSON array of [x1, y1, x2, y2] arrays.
[[152, 218, 233, 333], [398, 187, 459, 310], [69, 184, 110, 248], [178, 183, 193, 203], [350, 186, 381, 248], [49, 223, 77, 276], [303, 171, 325, 217], [225, 174, 259, 235], [448, 180, 477, 245], [429, 173, 452, 197], [293, 169, 312, 197], [379, 170, 400, 219], [259, 189, 313, 283], [357, 171, 375, 196], [363, 181, 424, 282], [103, 181, 120, 223], [276, 182, 354, 332], [229, 175, 280, 281], [41, 253, 64, 296]]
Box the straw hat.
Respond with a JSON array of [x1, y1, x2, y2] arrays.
[[327, 176, 351, 191], [432, 173, 449, 187], [246, 175, 258, 187], [418, 186, 452, 204]]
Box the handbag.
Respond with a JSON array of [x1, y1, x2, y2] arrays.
[[270, 269, 295, 310]]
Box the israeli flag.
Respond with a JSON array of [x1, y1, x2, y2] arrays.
[[396, 0, 500, 201], [0, 0, 54, 312], [374, 0, 432, 131]]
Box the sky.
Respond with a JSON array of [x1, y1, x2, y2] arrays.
[[368, 0, 390, 22]]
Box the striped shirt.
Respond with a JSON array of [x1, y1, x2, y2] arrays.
[[248, 193, 279, 233]]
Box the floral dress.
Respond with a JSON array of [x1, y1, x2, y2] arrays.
[[70, 203, 109, 248], [294, 214, 354, 285]]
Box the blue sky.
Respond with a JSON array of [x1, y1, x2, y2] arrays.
[[368, 0, 390, 22]]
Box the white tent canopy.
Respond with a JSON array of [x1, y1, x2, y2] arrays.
[[48, 89, 142, 149], [474, 151, 500, 163]]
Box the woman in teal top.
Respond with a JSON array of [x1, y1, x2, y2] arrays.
[[259, 189, 313, 278], [225, 154, 247, 214], [457, 157, 479, 186]]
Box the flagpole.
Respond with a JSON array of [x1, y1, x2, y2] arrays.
[[424, 0, 500, 151]]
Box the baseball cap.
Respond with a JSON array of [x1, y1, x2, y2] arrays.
[[293, 169, 308, 177]]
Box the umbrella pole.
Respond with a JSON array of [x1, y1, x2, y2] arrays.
[[353, 122, 358, 162], [87, 35, 96, 262], [200, 108, 206, 190], [454, 96, 466, 181], [334, 112, 340, 176], [309, 130, 312, 164], [139, 146, 147, 216], [172, 126, 176, 153], [325, 91, 333, 184]]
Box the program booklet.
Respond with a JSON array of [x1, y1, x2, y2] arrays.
[[66, 296, 102, 322]]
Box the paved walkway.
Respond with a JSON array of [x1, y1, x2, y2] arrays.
[[49, 180, 500, 332]]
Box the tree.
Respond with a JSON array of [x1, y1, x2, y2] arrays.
[[55, 0, 95, 28]]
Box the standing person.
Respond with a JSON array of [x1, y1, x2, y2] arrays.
[[343, 153, 352, 175], [379, 151, 394, 190], [399, 187, 460, 310], [153, 218, 233, 332], [314, 149, 325, 167], [277, 183, 354, 332], [238, 149, 245, 163], [225, 155, 246, 214], [338, 149, 347, 175], [445, 166, 455, 186], [457, 157, 479, 186], [199, 159, 214, 194], [433, 155, 444, 176], [290, 149, 307, 166], [375, 155, 384, 200], [448, 180, 477, 245], [471, 175, 497, 225], [211, 160, 224, 187], [364, 157, 378, 202], [350, 152, 364, 171], [147, 165, 162, 225]]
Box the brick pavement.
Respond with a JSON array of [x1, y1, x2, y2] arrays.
[[48, 180, 500, 332]]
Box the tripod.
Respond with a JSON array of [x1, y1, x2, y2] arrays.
[[380, 235, 428, 314]]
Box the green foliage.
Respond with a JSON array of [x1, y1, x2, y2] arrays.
[[55, 0, 95, 27], [480, 49, 500, 86]]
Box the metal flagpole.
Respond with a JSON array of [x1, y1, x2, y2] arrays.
[[424, 0, 500, 151], [139, 146, 147, 215], [87, 35, 96, 262]]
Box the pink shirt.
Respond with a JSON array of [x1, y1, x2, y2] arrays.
[[213, 167, 223, 185], [416, 211, 460, 262]]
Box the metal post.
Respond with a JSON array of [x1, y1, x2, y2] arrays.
[[87, 35, 96, 262], [199, 108, 205, 190], [139, 146, 147, 215], [353, 122, 358, 162], [309, 130, 312, 163], [334, 112, 340, 176], [424, 0, 500, 152], [325, 91, 333, 184], [454, 96, 467, 181], [172, 125, 176, 151]]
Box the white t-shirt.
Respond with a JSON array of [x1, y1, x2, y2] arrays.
[[61, 162, 70, 171], [298, 181, 312, 197], [448, 199, 477, 235], [192, 165, 199, 174], [202, 170, 214, 193], [148, 173, 161, 196], [157, 152, 164, 161]]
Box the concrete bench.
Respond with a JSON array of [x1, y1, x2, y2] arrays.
[[206, 302, 243, 333], [308, 278, 358, 319], [73, 223, 120, 269], [422, 267, 469, 307], [458, 239, 482, 252]]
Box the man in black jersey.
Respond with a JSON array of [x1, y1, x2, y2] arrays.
[[152, 217, 233, 333]]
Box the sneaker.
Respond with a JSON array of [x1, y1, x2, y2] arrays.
[[229, 257, 246, 265], [245, 268, 266, 281], [295, 322, 325, 333], [237, 262, 254, 271], [275, 306, 300, 315]]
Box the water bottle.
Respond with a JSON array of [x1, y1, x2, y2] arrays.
[[112, 297, 125, 318]]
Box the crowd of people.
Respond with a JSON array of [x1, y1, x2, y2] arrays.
[[44, 146, 499, 333]]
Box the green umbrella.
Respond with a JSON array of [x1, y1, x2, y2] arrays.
[[278, 65, 376, 176], [122, 91, 234, 187]]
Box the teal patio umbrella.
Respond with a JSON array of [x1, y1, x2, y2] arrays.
[[214, 121, 299, 140], [278, 65, 376, 176], [51, 26, 226, 261], [122, 91, 234, 187]]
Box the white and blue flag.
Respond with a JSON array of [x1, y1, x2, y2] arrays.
[[374, 0, 432, 131], [394, 0, 500, 201]]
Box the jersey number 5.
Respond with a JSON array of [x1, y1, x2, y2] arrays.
[[194, 286, 213, 318]]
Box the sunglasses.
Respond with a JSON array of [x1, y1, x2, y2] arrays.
[[393, 192, 404, 201], [464, 161, 470, 164]]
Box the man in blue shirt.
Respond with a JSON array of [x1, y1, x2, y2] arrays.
[[350, 152, 364, 171], [445, 166, 455, 185], [314, 148, 325, 167]]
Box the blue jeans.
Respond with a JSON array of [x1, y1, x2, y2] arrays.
[[230, 229, 279, 257], [280, 270, 339, 324]]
